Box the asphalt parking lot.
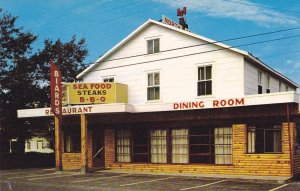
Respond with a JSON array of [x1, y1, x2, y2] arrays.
[[1, 168, 300, 191]]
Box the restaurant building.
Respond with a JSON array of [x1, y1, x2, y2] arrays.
[[18, 16, 300, 178]]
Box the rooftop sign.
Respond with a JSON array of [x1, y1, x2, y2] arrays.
[[161, 15, 182, 30]]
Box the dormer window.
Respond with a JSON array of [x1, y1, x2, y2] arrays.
[[103, 77, 114, 82], [147, 38, 160, 54]]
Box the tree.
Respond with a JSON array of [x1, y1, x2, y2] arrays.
[[0, 9, 89, 156]]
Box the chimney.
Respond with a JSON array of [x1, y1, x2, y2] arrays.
[[177, 7, 188, 30]]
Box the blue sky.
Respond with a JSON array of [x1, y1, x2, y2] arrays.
[[2, 0, 300, 86]]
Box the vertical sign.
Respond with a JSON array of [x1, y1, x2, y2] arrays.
[[50, 60, 62, 122]]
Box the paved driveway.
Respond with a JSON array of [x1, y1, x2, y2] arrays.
[[1, 168, 300, 191]]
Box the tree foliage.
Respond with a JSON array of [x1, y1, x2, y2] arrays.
[[0, 9, 89, 153]]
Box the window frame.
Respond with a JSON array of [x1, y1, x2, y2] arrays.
[[258, 70, 263, 94], [103, 77, 114, 82], [64, 133, 81, 153], [266, 74, 271, 93], [147, 38, 160, 54], [197, 65, 213, 96], [115, 127, 233, 165], [247, 125, 282, 154], [116, 129, 131, 163], [147, 72, 160, 101]]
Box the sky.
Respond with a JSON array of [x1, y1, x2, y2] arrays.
[[1, 0, 300, 87]]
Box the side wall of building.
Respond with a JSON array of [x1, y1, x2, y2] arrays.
[[244, 61, 295, 95]]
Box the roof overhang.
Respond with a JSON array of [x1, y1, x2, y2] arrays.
[[18, 92, 299, 118]]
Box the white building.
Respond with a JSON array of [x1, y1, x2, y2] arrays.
[[25, 136, 53, 153], [18, 17, 300, 178]]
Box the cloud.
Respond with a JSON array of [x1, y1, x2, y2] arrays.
[[154, 0, 300, 26], [286, 59, 300, 69]]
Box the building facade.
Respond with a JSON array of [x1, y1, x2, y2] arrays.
[[18, 18, 300, 177]]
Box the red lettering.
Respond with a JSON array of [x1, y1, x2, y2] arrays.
[[220, 100, 226, 106], [100, 97, 105, 102], [199, 101, 205, 108], [80, 97, 85, 102], [90, 97, 95, 102], [236, 98, 245, 106], [228, 99, 234, 106], [213, 100, 219, 107], [173, 103, 179, 109]]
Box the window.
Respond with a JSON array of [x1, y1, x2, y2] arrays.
[[247, 125, 282, 153], [285, 85, 289, 91], [279, 81, 282, 92], [150, 129, 167, 163], [258, 71, 263, 94], [171, 129, 189, 164], [266, 75, 271, 93], [197, 66, 212, 96], [214, 128, 232, 164], [147, 72, 160, 101], [65, 134, 81, 153], [247, 127, 256, 153], [116, 129, 131, 162], [103, 77, 114, 82], [115, 127, 233, 165], [37, 140, 44, 150], [189, 127, 214, 164], [26, 140, 31, 150], [147, 38, 160, 54]]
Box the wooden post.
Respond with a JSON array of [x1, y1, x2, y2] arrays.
[[55, 116, 62, 171], [81, 114, 88, 173]]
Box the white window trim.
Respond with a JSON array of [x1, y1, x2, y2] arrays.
[[146, 38, 160, 55], [102, 75, 115, 82], [146, 71, 161, 103], [195, 62, 215, 98]]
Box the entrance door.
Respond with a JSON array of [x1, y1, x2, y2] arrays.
[[92, 128, 105, 167]]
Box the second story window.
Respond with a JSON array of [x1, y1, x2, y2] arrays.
[[147, 38, 160, 54], [266, 75, 270, 93], [103, 77, 114, 82], [197, 65, 212, 96], [147, 72, 160, 101], [258, 71, 263, 94]]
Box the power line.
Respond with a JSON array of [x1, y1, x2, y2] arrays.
[[223, 0, 300, 14], [91, 34, 300, 72], [95, 26, 300, 64]]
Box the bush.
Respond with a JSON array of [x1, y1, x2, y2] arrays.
[[0, 152, 55, 169]]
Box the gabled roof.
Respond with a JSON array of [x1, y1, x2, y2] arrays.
[[77, 19, 299, 88]]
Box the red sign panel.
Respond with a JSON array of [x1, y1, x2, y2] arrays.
[[50, 60, 62, 122]]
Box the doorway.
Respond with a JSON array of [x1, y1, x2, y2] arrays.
[[92, 128, 105, 167]]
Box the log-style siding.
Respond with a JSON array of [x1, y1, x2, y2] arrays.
[[62, 128, 93, 170], [107, 123, 294, 176]]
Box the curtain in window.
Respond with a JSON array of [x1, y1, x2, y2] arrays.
[[151, 129, 167, 163], [273, 125, 282, 153], [214, 127, 232, 164], [172, 129, 189, 164], [116, 129, 131, 162], [65, 135, 72, 152], [247, 127, 255, 153]]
